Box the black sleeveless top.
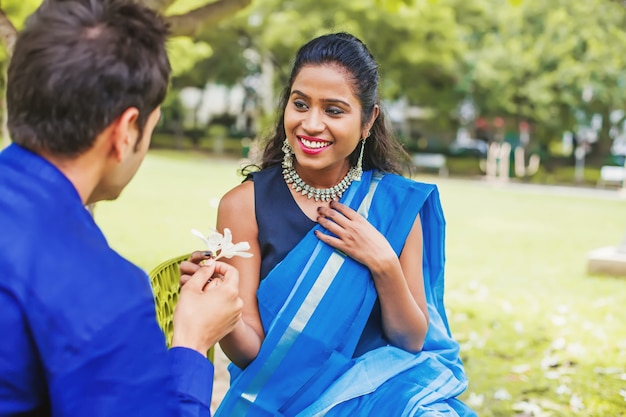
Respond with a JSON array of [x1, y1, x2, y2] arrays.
[[249, 165, 388, 357]]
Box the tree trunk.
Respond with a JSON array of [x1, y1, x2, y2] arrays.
[[597, 108, 613, 155], [0, 8, 16, 148], [166, 0, 252, 37], [589, 107, 612, 164], [0, 8, 17, 54], [0, 0, 253, 49], [2, 61, 9, 148], [141, 0, 174, 13]]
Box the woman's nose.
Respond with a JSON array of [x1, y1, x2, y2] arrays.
[[301, 110, 325, 133]]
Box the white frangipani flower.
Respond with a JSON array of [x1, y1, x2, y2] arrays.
[[216, 228, 253, 259], [192, 228, 221, 254], [191, 228, 253, 260]]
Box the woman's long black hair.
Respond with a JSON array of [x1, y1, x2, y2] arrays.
[[257, 32, 411, 175]]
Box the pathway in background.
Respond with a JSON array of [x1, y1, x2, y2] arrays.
[[415, 174, 626, 201], [211, 345, 231, 412]]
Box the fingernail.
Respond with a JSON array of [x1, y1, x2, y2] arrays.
[[203, 251, 213, 257], [205, 259, 215, 266]]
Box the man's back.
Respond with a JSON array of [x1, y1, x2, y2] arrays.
[[0, 144, 182, 416], [0, 1, 243, 414]]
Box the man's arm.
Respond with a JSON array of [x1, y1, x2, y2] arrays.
[[47, 302, 213, 417], [3, 259, 240, 416]]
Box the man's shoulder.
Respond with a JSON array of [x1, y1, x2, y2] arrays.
[[0, 173, 150, 329]]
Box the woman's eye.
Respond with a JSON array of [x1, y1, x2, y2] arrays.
[[326, 107, 344, 116], [293, 100, 308, 110]]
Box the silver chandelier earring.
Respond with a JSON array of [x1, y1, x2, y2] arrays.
[[282, 139, 293, 169], [353, 131, 370, 181]]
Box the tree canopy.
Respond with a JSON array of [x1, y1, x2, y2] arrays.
[[2, 0, 625, 159], [0, 0, 252, 55], [179, 0, 626, 156]]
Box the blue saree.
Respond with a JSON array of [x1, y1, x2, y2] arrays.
[[215, 170, 475, 417]]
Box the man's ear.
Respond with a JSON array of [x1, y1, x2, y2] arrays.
[[110, 107, 140, 162]]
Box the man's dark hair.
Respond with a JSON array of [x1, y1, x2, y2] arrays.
[[7, 0, 171, 156]]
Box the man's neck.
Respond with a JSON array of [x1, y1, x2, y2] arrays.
[[38, 139, 110, 205]]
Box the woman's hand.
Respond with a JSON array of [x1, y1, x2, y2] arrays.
[[316, 200, 429, 353], [179, 251, 214, 287], [314, 200, 397, 273]]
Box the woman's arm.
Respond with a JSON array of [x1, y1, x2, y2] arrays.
[[215, 181, 266, 368], [315, 201, 429, 353]]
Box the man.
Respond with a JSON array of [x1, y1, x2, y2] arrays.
[[0, 0, 242, 416]]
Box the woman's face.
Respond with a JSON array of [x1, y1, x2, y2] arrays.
[[283, 64, 368, 175]]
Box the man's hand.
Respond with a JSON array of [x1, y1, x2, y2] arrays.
[[171, 259, 243, 355]]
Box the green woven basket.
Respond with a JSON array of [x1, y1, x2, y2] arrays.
[[149, 254, 215, 362]]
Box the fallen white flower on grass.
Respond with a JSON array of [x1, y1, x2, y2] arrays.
[[192, 228, 253, 260], [593, 367, 623, 375], [556, 384, 571, 396], [550, 314, 568, 327], [511, 364, 531, 374], [544, 370, 562, 380], [556, 304, 569, 315], [540, 355, 560, 370], [565, 342, 586, 357], [619, 389, 626, 402], [466, 392, 484, 408], [493, 388, 511, 401], [460, 331, 486, 351], [551, 337, 567, 351], [569, 393, 584, 412], [512, 400, 549, 417]]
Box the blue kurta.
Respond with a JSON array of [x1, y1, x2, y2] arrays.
[[0, 144, 214, 417]]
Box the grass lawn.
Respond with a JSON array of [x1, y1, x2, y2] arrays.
[[96, 150, 626, 416]]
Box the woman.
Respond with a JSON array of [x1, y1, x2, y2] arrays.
[[194, 32, 474, 416]]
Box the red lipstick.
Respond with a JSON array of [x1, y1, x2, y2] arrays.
[[298, 135, 331, 155]]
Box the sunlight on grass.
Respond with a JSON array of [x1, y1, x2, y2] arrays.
[[430, 178, 626, 416], [95, 150, 246, 270], [96, 151, 626, 416]]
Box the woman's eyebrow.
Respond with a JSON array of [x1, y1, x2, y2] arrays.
[[290, 90, 351, 108]]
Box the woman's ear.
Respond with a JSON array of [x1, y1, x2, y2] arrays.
[[363, 104, 380, 139], [109, 107, 140, 162]]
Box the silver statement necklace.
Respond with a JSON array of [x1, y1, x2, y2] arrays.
[[282, 164, 360, 202], [280, 138, 364, 202]]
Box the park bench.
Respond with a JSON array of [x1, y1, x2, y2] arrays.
[[597, 165, 626, 188], [411, 153, 448, 177]]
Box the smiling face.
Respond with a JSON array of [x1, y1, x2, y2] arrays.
[[284, 64, 370, 183]]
